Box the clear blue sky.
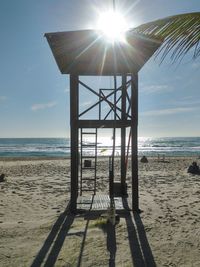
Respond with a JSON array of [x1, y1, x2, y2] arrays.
[[0, 0, 199, 138]]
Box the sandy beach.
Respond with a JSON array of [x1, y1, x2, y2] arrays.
[[0, 156, 200, 267]]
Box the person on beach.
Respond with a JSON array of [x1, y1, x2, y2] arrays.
[[141, 156, 148, 163], [0, 174, 5, 182], [187, 162, 200, 174]]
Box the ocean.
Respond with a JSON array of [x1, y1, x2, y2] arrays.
[[0, 137, 200, 158]]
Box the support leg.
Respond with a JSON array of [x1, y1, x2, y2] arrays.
[[131, 74, 139, 212], [121, 75, 127, 195], [70, 75, 79, 213]]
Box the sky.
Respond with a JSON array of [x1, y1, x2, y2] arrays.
[[0, 0, 200, 138]]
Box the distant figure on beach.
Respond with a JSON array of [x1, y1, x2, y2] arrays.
[[141, 156, 148, 163], [0, 174, 5, 182], [187, 162, 200, 175]]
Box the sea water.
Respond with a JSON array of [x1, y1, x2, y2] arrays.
[[0, 138, 69, 157], [0, 137, 200, 157]]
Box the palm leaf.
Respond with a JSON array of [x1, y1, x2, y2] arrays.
[[131, 12, 200, 63]]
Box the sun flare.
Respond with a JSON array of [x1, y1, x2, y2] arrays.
[[97, 11, 128, 43]]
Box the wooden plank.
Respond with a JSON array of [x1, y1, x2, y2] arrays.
[[76, 194, 129, 211], [78, 120, 132, 128], [45, 30, 162, 75], [70, 74, 79, 213], [121, 74, 127, 194], [131, 74, 139, 212]]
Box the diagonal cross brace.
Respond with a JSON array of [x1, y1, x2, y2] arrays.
[[78, 79, 132, 119]]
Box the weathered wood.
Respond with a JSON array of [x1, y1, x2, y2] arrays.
[[45, 30, 162, 75], [44, 28, 162, 216], [78, 80, 131, 119], [109, 156, 114, 198], [121, 75, 127, 194], [70, 74, 79, 213], [77, 194, 130, 211], [78, 120, 132, 128], [131, 74, 139, 212]]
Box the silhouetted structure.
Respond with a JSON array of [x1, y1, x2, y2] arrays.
[[45, 29, 161, 213]]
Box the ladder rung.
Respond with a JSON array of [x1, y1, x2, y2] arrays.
[[81, 178, 96, 181], [80, 128, 97, 195], [82, 167, 95, 170], [82, 144, 96, 147], [77, 202, 92, 205], [82, 132, 97, 135], [81, 189, 96, 192], [82, 156, 96, 159]]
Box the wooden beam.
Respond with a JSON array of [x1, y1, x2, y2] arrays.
[[121, 75, 127, 194], [131, 73, 139, 212], [77, 120, 132, 128], [70, 74, 79, 213], [78, 79, 132, 119]]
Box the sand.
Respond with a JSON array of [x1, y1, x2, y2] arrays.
[[0, 156, 200, 267]]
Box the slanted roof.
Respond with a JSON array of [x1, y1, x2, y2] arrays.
[[45, 29, 162, 75]]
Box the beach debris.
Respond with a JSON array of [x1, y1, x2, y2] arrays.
[[100, 148, 107, 154], [107, 203, 120, 226], [157, 154, 169, 163], [91, 217, 108, 232], [158, 154, 165, 162], [187, 162, 200, 175], [141, 156, 148, 163], [84, 160, 92, 168], [0, 174, 5, 183]]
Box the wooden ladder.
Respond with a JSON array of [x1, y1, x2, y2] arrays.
[[80, 128, 97, 195]]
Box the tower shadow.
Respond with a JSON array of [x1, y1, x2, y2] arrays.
[[76, 217, 90, 267], [30, 202, 94, 267], [31, 201, 156, 267], [124, 212, 156, 267], [133, 212, 156, 266], [107, 221, 117, 267], [31, 204, 74, 267], [122, 198, 156, 267]]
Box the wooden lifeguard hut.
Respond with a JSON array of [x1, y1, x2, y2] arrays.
[[45, 29, 161, 213]]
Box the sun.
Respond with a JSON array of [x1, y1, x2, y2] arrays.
[[97, 11, 128, 43]]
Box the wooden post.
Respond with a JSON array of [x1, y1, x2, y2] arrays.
[[109, 156, 114, 198], [131, 73, 139, 212], [70, 74, 79, 213], [121, 74, 126, 195]]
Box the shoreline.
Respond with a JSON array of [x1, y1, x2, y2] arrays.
[[0, 154, 199, 161]]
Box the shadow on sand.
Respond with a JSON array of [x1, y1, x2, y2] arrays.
[[30, 204, 74, 267], [31, 203, 156, 267], [125, 212, 156, 267]]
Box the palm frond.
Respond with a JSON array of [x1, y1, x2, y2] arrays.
[[131, 12, 200, 63]]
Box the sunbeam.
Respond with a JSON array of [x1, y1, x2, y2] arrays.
[[97, 10, 129, 43]]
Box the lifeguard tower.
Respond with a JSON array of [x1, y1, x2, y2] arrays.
[[45, 29, 161, 213]]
